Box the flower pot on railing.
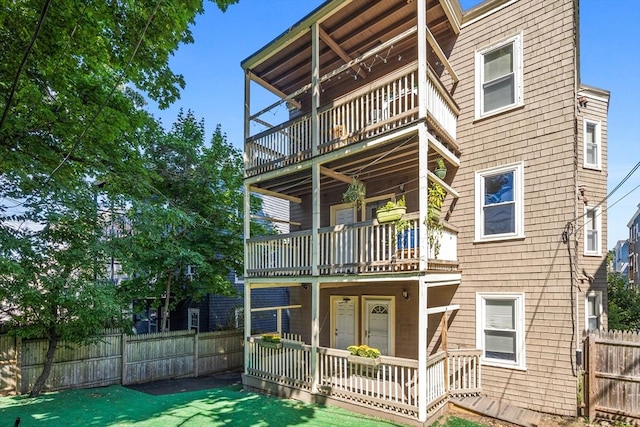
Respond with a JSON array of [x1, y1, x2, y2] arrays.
[[259, 333, 282, 349], [376, 206, 406, 223], [347, 354, 381, 366]]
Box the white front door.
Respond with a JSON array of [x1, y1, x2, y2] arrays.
[[364, 299, 393, 356], [331, 296, 357, 349]]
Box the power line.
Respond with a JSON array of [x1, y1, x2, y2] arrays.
[[0, 0, 53, 132]]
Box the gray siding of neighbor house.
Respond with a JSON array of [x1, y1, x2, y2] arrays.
[[444, 0, 587, 415]]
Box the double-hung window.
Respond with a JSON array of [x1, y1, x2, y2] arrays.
[[585, 292, 602, 331], [475, 162, 524, 241], [584, 206, 601, 256], [476, 293, 526, 370], [583, 119, 601, 169], [475, 34, 524, 119]]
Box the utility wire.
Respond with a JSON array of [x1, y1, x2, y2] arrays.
[[0, 0, 53, 132]]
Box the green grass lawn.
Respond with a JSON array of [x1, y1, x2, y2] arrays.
[[0, 383, 411, 426]]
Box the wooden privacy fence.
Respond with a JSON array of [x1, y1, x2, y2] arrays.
[[584, 330, 640, 424], [0, 329, 243, 395]]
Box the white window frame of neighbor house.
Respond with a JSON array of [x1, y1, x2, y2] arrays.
[[584, 206, 602, 256], [475, 162, 525, 242], [583, 119, 602, 170], [585, 291, 602, 331], [475, 33, 524, 119], [476, 292, 526, 370]]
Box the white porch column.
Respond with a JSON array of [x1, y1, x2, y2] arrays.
[[417, 0, 429, 422], [243, 69, 252, 377], [310, 21, 321, 394]]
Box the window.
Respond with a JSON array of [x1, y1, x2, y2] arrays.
[[476, 293, 526, 370], [585, 292, 602, 331], [475, 34, 523, 119], [475, 162, 524, 241], [234, 307, 244, 329], [583, 119, 601, 169], [584, 206, 601, 256], [188, 308, 200, 332]]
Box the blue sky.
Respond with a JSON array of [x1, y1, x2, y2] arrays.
[[148, 0, 640, 249]]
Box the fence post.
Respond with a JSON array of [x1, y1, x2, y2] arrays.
[[587, 333, 596, 422], [121, 333, 127, 385], [194, 332, 199, 378], [15, 336, 22, 395]]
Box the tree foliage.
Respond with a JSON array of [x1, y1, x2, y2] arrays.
[[607, 272, 640, 331], [0, 0, 239, 396], [113, 110, 262, 331]]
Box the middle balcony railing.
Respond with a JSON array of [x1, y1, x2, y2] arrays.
[[245, 213, 458, 278], [245, 63, 457, 176]]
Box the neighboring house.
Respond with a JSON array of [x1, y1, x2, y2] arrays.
[[628, 203, 640, 287], [240, 0, 608, 424], [611, 239, 629, 276]]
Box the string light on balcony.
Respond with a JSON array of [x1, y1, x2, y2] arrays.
[[360, 45, 393, 73]]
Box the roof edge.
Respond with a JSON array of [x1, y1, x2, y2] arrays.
[[461, 0, 518, 27]]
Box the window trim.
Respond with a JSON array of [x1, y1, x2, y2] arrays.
[[476, 292, 526, 370], [585, 291, 602, 332], [475, 33, 524, 119], [583, 119, 602, 170], [474, 162, 525, 242], [584, 206, 602, 256]]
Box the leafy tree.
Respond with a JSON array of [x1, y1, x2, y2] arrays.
[[607, 272, 640, 331], [0, 0, 238, 396], [113, 110, 265, 332], [0, 184, 129, 397]]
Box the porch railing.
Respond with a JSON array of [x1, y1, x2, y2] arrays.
[[245, 342, 481, 421], [245, 63, 457, 176], [246, 213, 458, 278]]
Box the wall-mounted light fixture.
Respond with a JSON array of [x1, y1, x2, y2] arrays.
[[402, 289, 409, 300]]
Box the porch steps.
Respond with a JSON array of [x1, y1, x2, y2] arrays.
[[450, 396, 542, 427]]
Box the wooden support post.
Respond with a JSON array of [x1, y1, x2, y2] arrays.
[[442, 312, 449, 393], [587, 335, 597, 422], [15, 336, 22, 395]]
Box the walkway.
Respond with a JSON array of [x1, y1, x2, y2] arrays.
[[450, 396, 542, 427]]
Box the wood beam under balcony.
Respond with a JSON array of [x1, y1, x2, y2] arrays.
[[249, 71, 302, 110], [318, 26, 366, 79], [319, 166, 352, 184], [249, 185, 302, 203], [426, 26, 458, 84]]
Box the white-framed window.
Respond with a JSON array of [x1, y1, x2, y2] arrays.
[[475, 34, 524, 119], [475, 162, 524, 242], [234, 307, 244, 329], [585, 291, 602, 331], [188, 308, 200, 332], [583, 119, 601, 170], [584, 206, 602, 256], [476, 293, 526, 370]]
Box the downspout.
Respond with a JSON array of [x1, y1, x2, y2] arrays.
[[571, 0, 581, 376]]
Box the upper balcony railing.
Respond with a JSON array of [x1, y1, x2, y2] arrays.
[[245, 63, 458, 176], [245, 213, 458, 278]]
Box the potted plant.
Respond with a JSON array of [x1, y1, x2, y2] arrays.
[[375, 196, 406, 223], [259, 333, 282, 349], [346, 344, 381, 366], [434, 157, 447, 179], [342, 177, 366, 211], [426, 182, 447, 258]]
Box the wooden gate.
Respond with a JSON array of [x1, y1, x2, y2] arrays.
[[584, 330, 640, 424]]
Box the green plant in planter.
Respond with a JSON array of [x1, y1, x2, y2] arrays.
[[343, 178, 366, 211], [434, 157, 447, 179], [347, 344, 381, 359], [261, 333, 281, 343], [426, 182, 447, 258]]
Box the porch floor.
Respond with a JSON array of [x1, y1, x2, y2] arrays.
[[450, 396, 542, 427]]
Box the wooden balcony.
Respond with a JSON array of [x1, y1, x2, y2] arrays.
[[245, 63, 458, 177], [244, 337, 481, 422], [245, 213, 458, 278]]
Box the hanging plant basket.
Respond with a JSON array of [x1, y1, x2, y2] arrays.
[[435, 168, 447, 179]]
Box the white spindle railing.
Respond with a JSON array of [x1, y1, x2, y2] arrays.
[[246, 214, 459, 278], [447, 349, 482, 396], [246, 64, 456, 175], [246, 337, 312, 390]]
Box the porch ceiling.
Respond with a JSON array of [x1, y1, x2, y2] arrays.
[[254, 134, 421, 198], [242, 0, 460, 105]]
